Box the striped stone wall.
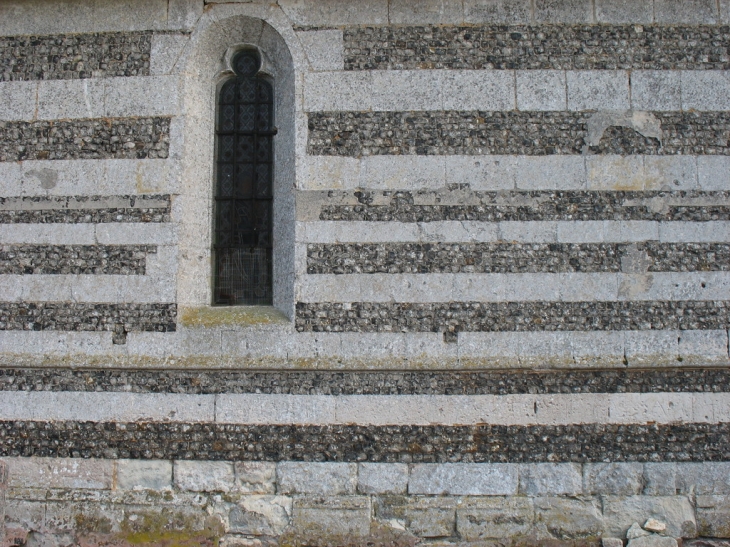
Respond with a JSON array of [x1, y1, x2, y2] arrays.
[[1, 0, 730, 545]]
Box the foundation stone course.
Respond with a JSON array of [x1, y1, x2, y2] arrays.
[[408, 463, 518, 495], [277, 462, 357, 495], [292, 496, 371, 538], [456, 497, 534, 540], [375, 496, 456, 538], [533, 497, 604, 539], [602, 496, 697, 539]]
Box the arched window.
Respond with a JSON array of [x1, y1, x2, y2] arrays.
[[214, 50, 275, 305]]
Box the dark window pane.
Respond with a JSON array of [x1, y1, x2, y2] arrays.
[[215, 49, 273, 306]]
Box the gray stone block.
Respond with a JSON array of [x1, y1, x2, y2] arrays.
[[0, 81, 37, 122], [389, 0, 463, 24], [174, 460, 235, 492], [644, 463, 677, 496], [534, 497, 604, 539], [279, 0, 388, 25], [464, 0, 531, 22], [628, 537, 679, 547], [567, 71, 630, 111], [631, 71, 681, 112], [603, 496, 697, 539], [409, 463, 517, 495], [375, 496, 456, 538], [117, 459, 172, 490], [676, 463, 730, 495], [516, 70, 567, 111], [584, 463, 644, 496], [6, 457, 113, 490], [441, 70, 515, 111], [229, 495, 292, 536], [297, 30, 344, 71], [535, 0, 594, 22], [151, 33, 190, 75], [234, 462, 276, 494], [681, 71, 730, 112], [457, 497, 534, 540], [519, 463, 582, 496], [596, 0, 652, 23], [696, 495, 730, 538], [603, 539, 625, 547], [654, 0, 718, 23], [358, 463, 408, 494], [277, 462, 357, 495], [37, 79, 105, 120], [292, 496, 371, 538]]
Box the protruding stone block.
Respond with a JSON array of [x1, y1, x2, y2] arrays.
[[603, 496, 697, 539], [234, 462, 276, 494], [457, 497, 534, 540], [229, 496, 292, 536], [174, 460, 235, 492], [292, 496, 371, 538], [375, 496, 456, 538], [534, 497, 604, 539]]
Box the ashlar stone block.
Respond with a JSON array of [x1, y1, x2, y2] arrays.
[[229, 496, 292, 536], [117, 459, 172, 490], [457, 497, 534, 540], [277, 462, 357, 495], [375, 496, 456, 538], [696, 495, 730, 538], [409, 463, 517, 495], [358, 463, 408, 494], [534, 497, 604, 539], [292, 496, 371, 538], [584, 463, 644, 496], [603, 496, 697, 538]]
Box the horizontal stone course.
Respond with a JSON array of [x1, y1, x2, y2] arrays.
[[0, 302, 176, 332], [0, 32, 152, 82], [1, 367, 729, 395], [0, 421, 727, 462], [343, 25, 730, 71], [307, 242, 730, 274], [0, 244, 154, 275], [314, 190, 730, 223], [0, 117, 170, 162], [308, 111, 730, 156], [295, 300, 730, 333]]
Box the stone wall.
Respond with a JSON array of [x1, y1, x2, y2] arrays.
[[1, 0, 729, 544]]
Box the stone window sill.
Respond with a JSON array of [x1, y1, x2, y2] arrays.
[[178, 306, 290, 329]]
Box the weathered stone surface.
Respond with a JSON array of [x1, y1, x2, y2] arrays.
[[584, 463, 644, 495], [456, 497, 534, 540], [375, 496, 456, 538], [520, 464, 583, 496], [358, 463, 408, 494], [5, 457, 113, 490], [174, 461, 235, 492], [292, 496, 371, 538], [277, 462, 357, 495], [229, 496, 292, 536], [603, 496, 697, 539], [676, 463, 730, 495], [409, 463, 517, 495], [234, 462, 276, 494], [628, 523, 652, 539], [117, 459, 172, 490], [627, 537, 678, 547], [696, 495, 730, 538], [534, 497, 603, 539], [602, 539, 624, 547], [644, 519, 666, 533], [643, 463, 677, 496]]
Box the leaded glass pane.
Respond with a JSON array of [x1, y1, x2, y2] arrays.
[[214, 49, 274, 305]]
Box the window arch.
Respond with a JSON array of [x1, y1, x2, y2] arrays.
[[214, 50, 276, 305]]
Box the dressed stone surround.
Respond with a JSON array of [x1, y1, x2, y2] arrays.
[[2, 0, 730, 545]]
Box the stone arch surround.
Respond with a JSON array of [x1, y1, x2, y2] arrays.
[[175, 6, 301, 317]]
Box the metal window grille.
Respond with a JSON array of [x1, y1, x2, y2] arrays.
[[214, 50, 275, 305]]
